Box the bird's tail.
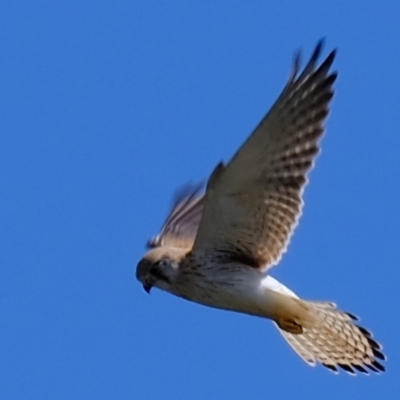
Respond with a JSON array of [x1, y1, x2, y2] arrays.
[[275, 299, 386, 375]]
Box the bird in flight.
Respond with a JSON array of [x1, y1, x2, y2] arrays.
[[136, 41, 385, 375]]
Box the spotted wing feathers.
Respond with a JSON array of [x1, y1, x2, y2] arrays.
[[193, 41, 337, 271]]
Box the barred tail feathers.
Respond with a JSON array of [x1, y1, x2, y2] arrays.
[[275, 300, 386, 375]]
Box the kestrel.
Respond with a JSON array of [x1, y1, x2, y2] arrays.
[[136, 41, 385, 374]]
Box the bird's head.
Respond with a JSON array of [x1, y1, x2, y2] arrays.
[[136, 247, 186, 294]]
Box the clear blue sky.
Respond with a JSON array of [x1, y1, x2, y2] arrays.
[[1, 2, 399, 399]]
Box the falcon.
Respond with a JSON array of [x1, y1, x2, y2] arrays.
[[136, 41, 386, 375]]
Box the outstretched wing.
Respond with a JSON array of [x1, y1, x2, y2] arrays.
[[193, 41, 337, 272], [147, 184, 204, 250]]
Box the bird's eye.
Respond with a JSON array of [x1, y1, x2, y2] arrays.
[[158, 259, 169, 268]]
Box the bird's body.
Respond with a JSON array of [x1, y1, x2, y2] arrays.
[[173, 254, 276, 318], [136, 41, 386, 375], [152, 249, 305, 325]]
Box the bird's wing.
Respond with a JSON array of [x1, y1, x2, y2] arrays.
[[147, 184, 204, 250], [192, 41, 337, 272]]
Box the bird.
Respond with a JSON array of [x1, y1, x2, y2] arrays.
[[136, 41, 386, 375]]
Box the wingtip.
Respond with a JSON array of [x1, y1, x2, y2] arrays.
[[289, 50, 301, 82], [312, 39, 325, 61], [289, 39, 336, 84]]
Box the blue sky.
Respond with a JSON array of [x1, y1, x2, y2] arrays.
[[1, 2, 399, 399]]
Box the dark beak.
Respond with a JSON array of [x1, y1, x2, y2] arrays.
[[143, 283, 152, 294]]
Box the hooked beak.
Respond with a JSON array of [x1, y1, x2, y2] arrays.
[[143, 282, 153, 294]]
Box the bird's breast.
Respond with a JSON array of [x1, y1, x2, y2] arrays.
[[171, 263, 271, 317]]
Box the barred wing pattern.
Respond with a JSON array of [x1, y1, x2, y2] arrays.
[[193, 42, 337, 271], [147, 184, 204, 250]]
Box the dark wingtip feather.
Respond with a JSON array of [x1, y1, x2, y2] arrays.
[[354, 323, 386, 370], [345, 311, 359, 321], [352, 364, 369, 375], [312, 39, 324, 60], [307, 39, 324, 68], [366, 363, 380, 373], [326, 72, 338, 86], [298, 40, 324, 79], [322, 363, 338, 373], [367, 337, 382, 350], [371, 360, 385, 372], [373, 348, 386, 361], [338, 364, 356, 375], [356, 325, 372, 337], [313, 50, 337, 82], [289, 50, 301, 82], [290, 40, 336, 90]]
